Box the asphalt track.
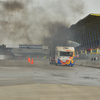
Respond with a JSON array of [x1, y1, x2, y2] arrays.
[[0, 59, 100, 86], [0, 59, 100, 100]]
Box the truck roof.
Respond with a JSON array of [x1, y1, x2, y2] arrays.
[[56, 46, 75, 52]]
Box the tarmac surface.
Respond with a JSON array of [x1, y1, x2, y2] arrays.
[[0, 84, 100, 100], [0, 59, 100, 86], [0, 59, 100, 100]]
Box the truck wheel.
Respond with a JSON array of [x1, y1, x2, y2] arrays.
[[56, 63, 58, 66], [71, 65, 73, 67]]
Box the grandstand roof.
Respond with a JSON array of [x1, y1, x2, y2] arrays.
[[76, 13, 100, 25]]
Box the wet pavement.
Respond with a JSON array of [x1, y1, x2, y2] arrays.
[[0, 61, 100, 86]]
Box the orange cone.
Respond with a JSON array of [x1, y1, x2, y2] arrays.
[[28, 57, 31, 63], [31, 58, 34, 64]]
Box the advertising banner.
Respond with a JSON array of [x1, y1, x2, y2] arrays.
[[19, 45, 42, 49]]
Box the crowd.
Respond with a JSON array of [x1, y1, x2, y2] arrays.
[[91, 57, 100, 61]]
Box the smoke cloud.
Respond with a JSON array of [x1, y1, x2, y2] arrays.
[[0, 0, 85, 45], [3, 1, 24, 11]]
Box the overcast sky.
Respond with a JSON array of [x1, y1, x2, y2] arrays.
[[81, 0, 100, 21], [85, 0, 100, 14], [29, 0, 100, 25]]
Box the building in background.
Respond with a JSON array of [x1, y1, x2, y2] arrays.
[[70, 14, 100, 54]]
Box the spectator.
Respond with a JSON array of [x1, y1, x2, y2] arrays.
[[96, 57, 98, 61]]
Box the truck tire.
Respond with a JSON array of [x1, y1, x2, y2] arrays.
[[71, 65, 73, 67]]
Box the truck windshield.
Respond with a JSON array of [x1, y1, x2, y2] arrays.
[[60, 52, 73, 56]]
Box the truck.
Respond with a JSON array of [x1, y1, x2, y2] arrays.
[[50, 46, 75, 66]]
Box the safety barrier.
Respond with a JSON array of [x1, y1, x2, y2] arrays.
[[0, 59, 49, 67], [0, 55, 13, 60], [75, 59, 100, 67]]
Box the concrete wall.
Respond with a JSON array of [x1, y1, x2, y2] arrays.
[[75, 59, 100, 67], [78, 54, 100, 60], [0, 59, 49, 67], [0, 55, 13, 60]]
